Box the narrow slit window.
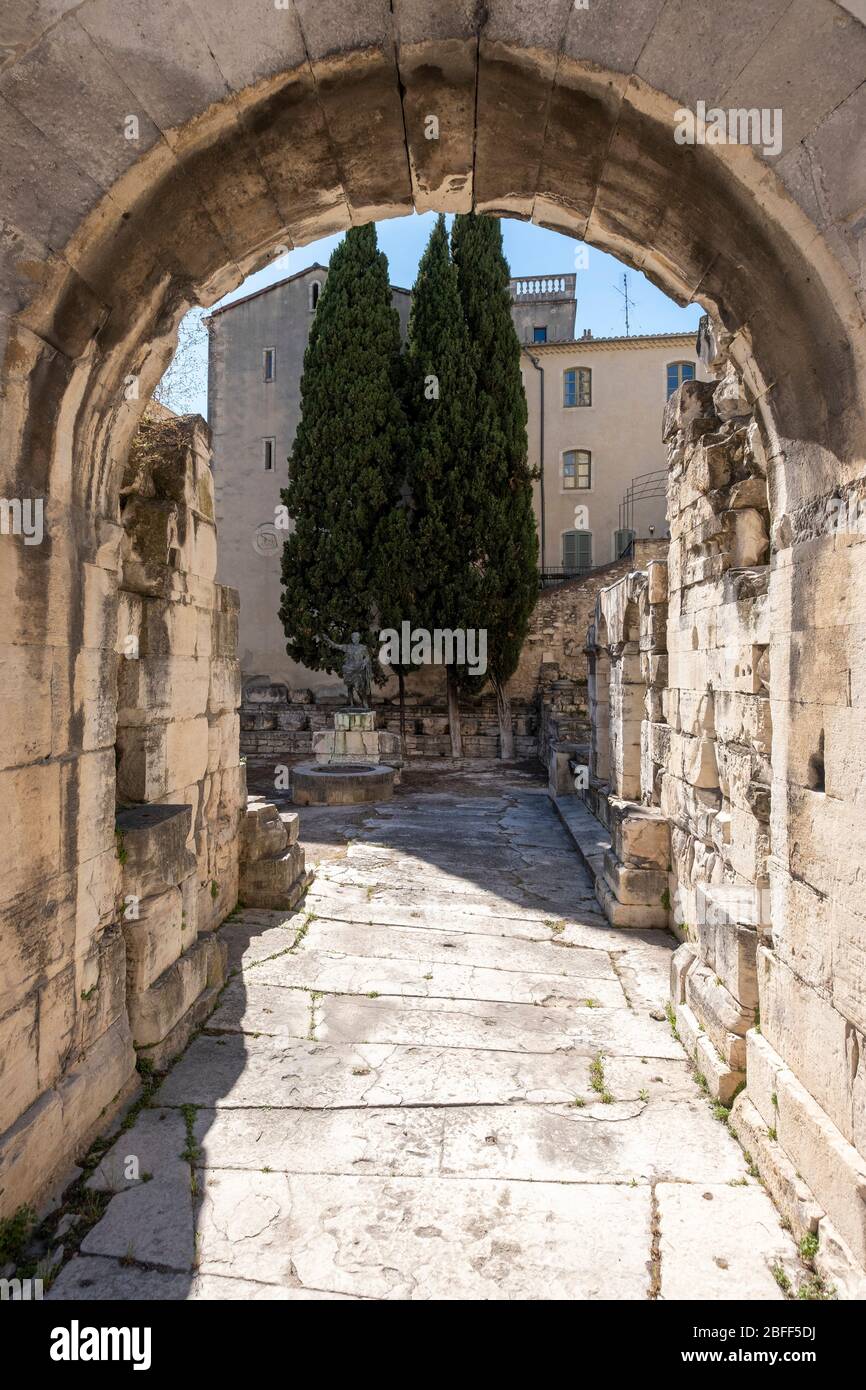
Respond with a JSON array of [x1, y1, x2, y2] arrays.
[[263, 438, 275, 472], [263, 348, 275, 382]]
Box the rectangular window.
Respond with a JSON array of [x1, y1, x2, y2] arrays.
[[563, 449, 591, 490], [563, 367, 591, 407], [533, 325, 548, 343], [263, 348, 275, 382], [263, 438, 275, 471], [666, 360, 695, 398]]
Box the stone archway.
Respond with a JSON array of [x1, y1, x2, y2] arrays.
[[2, 2, 865, 1260]]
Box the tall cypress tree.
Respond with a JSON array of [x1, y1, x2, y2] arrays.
[[405, 214, 482, 757], [279, 225, 408, 683], [451, 213, 539, 759]]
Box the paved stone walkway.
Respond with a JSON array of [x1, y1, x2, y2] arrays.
[[50, 769, 799, 1300]]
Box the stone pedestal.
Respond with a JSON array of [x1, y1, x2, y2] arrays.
[[292, 707, 399, 804]]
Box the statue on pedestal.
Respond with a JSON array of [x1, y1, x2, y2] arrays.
[[320, 631, 373, 709]]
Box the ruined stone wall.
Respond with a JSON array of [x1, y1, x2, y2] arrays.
[[114, 413, 244, 1066], [0, 413, 243, 1216], [580, 350, 866, 1288], [507, 543, 666, 704], [661, 370, 771, 1105]]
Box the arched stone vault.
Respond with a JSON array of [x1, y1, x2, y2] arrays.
[[1, 0, 866, 1234]]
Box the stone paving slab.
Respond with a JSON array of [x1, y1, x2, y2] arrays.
[[195, 1170, 653, 1299], [306, 886, 601, 934], [302, 916, 619, 978], [316, 992, 682, 1056], [80, 1174, 194, 1271], [218, 912, 306, 971], [250, 947, 628, 1007], [157, 1034, 613, 1108], [657, 1183, 797, 1301], [190, 1099, 750, 1186], [208, 978, 314, 1039]]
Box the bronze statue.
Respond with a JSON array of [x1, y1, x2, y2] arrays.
[[321, 631, 373, 709]]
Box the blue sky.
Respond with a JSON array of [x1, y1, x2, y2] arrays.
[[169, 212, 703, 419]]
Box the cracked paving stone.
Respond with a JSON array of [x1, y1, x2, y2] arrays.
[[250, 949, 628, 1008], [157, 1034, 626, 1108], [196, 1171, 652, 1299]]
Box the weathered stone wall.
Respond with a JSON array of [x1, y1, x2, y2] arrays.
[[580, 346, 866, 1289], [508, 542, 666, 703], [0, 413, 244, 1216], [115, 412, 245, 1066]]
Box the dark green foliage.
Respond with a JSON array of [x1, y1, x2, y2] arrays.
[[279, 225, 408, 675], [450, 214, 538, 703], [404, 215, 484, 646]]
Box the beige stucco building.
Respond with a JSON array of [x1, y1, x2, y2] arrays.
[[520, 325, 706, 575], [210, 264, 702, 690]]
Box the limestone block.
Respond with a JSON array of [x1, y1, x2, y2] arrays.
[[334, 709, 376, 732], [722, 508, 770, 568], [123, 886, 185, 997], [713, 371, 750, 421], [74, 924, 130, 1058], [662, 378, 718, 443], [647, 560, 668, 605], [645, 688, 664, 722], [694, 1031, 744, 1106], [695, 914, 758, 1012], [595, 876, 668, 929], [128, 936, 213, 1049], [0, 1090, 65, 1221], [117, 653, 211, 725], [241, 803, 288, 862], [0, 761, 61, 904], [670, 941, 697, 1004], [759, 947, 859, 1147], [725, 806, 770, 884], [207, 711, 240, 774], [603, 850, 667, 907], [282, 813, 300, 846], [769, 864, 832, 994], [685, 960, 753, 1069], [745, 1029, 785, 1128], [674, 732, 719, 790], [729, 476, 769, 510], [775, 1063, 866, 1272], [729, 1094, 822, 1245], [609, 801, 670, 869], [0, 996, 38, 1135], [713, 691, 771, 754], [209, 657, 241, 715], [115, 804, 196, 897], [0, 642, 53, 771], [239, 843, 309, 912]]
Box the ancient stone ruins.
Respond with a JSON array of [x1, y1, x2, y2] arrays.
[[0, 0, 865, 1301]]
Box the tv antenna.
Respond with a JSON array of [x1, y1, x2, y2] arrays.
[[614, 271, 636, 337]]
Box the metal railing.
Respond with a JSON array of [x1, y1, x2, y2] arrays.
[[617, 468, 667, 539], [538, 565, 592, 589]]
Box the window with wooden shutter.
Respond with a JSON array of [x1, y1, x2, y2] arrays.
[[562, 530, 592, 572]]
